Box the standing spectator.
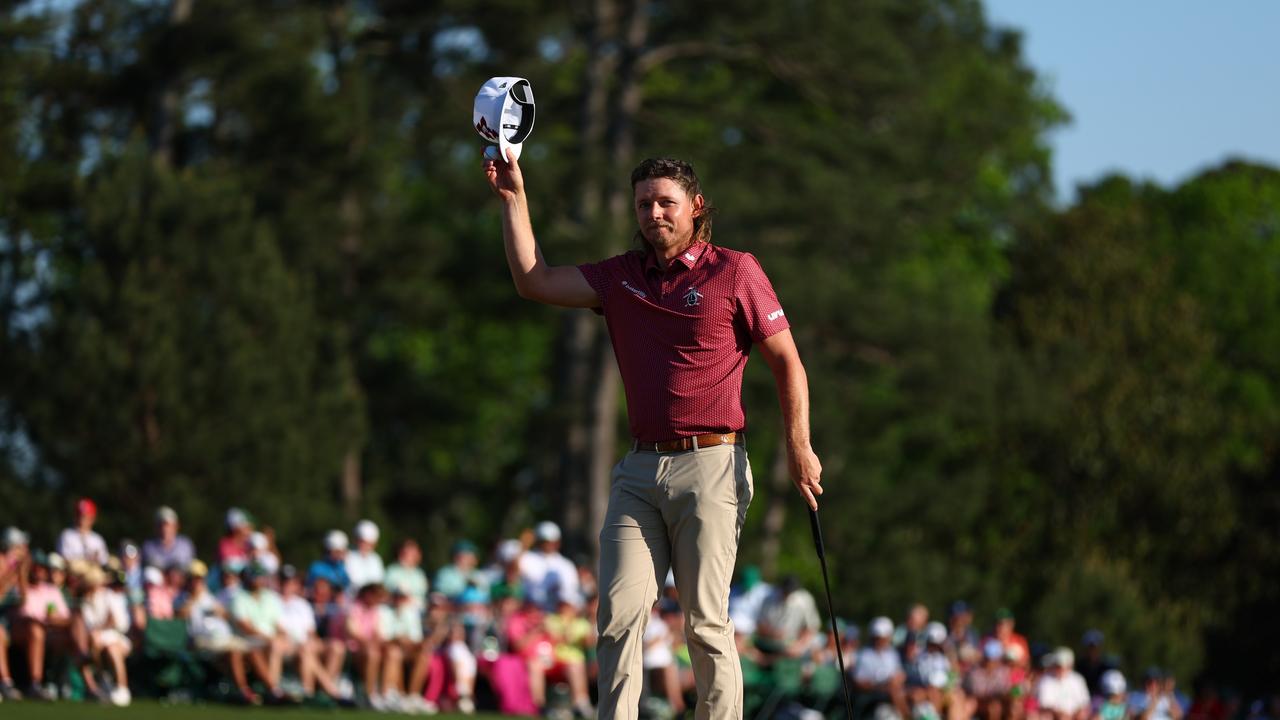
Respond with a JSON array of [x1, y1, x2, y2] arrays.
[[754, 575, 821, 661], [57, 498, 109, 565], [181, 560, 259, 704], [519, 522, 579, 611], [385, 538, 429, 610], [0, 527, 29, 700], [218, 508, 253, 567], [965, 639, 1012, 720], [1132, 668, 1185, 720], [141, 506, 195, 571], [276, 566, 346, 703], [433, 540, 480, 599], [230, 565, 290, 702], [1094, 670, 1130, 720], [1077, 630, 1111, 697], [1036, 648, 1091, 720], [13, 552, 73, 699], [986, 609, 1031, 669], [855, 616, 911, 719], [308, 530, 352, 593], [77, 565, 133, 706], [345, 520, 385, 592]]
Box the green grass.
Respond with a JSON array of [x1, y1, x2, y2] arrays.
[[0, 699, 511, 719]]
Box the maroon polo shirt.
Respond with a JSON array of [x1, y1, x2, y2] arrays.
[[578, 241, 790, 442]]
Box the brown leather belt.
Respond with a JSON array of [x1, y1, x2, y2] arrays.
[[633, 432, 745, 453]]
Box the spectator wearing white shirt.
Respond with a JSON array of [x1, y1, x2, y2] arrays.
[[141, 506, 195, 571], [1037, 648, 1092, 720], [518, 522, 579, 611], [77, 565, 133, 706], [57, 498, 109, 566], [180, 560, 259, 704], [344, 520, 385, 593], [754, 575, 821, 660], [277, 566, 345, 702], [855, 616, 910, 719]]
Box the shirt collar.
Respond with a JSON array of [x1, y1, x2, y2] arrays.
[[644, 241, 707, 273]]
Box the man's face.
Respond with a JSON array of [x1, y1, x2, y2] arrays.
[[160, 520, 178, 541], [634, 177, 703, 252]]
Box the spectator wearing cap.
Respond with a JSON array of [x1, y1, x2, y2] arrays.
[[180, 559, 260, 704], [142, 506, 195, 571], [486, 539, 526, 601], [1094, 670, 1131, 720], [909, 621, 962, 720], [230, 565, 291, 702], [754, 574, 821, 662], [144, 565, 176, 619], [76, 564, 133, 706], [57, 498, 109, 566], [855, 616, 911, 720], [519, 521, 580, 611], [276, 566, 347, 703], [13, 551, 73, 700], [1132, 668, 1185, 720], [1037, 648, 1091, 720], [249, 530, 280, 576], [308, 530, 352, 593], [947, 600, 980, 671], [218, 508, 254, 566], [985, 608, 1031, 669], [1077, 630, 1112, 697], [433, 539, 481, 600], [0, 527, 30, 700], [345, 520, 385, 593], [385, 538, 429, 610]]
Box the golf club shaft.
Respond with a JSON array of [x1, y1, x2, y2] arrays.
[[810, 507, 856, 720]]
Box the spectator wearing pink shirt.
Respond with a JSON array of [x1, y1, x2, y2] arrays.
[[346, 582, 392, 710], [0, 527, 30, 700], [144, 566, 175, 619], [13, 552, 73, 699], [218, 508, 253, 567]]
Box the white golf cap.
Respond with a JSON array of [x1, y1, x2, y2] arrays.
[[534, 521, 561, 543], [870, 616, 894, 638], [926, 621, 947, 645], [250, 531, 268, 551], [156, 506, 178, 524], [497, 538, 523, 564], [324, 530, 349, 551], [473, 76, 535, 163], [1101, 669, 1127, 696], [354, 519, 379, 543], [3, 526, 28, 549], [225, 507, 250, 529], [144, 566, 164, 586], [1055, 647, 1075, 668]]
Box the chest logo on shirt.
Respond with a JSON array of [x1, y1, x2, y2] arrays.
[[683, 286, 703, 307], [621, 280, 647, 299]]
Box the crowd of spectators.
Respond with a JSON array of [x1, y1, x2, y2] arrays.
[[1, 500, 1277, 720]]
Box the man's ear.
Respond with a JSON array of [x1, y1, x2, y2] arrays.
[[692, 193, 705, 215]]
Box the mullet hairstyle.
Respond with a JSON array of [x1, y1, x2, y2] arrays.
[[630, 157, 717, 247]]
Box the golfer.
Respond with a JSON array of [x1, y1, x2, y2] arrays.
[[484, 150, 822, 720]]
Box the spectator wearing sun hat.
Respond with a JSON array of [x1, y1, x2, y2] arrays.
[[344, 520, 385, 593], [308, 530, 352, 592], [57, 497, 109, 565], [142, 506, 195, 571]]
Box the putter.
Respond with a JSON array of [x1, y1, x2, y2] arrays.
[[809, 506, 855, 720]]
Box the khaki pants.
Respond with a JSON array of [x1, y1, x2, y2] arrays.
[[597, 443, 754, 720]]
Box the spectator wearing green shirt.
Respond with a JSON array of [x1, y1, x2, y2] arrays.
[[433, 540, 481, 600], [231, 565, 289, 702], [384, 539, 428, 611]]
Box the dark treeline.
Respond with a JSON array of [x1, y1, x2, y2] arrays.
[[0, 0, 1276, 693]]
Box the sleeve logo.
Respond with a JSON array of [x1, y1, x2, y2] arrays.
[[767, 309, 785, 321]]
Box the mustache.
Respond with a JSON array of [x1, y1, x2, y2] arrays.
[[646, 221, 675, 230]]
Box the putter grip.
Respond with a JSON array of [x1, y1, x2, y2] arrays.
[[808, 508, 826, 561]]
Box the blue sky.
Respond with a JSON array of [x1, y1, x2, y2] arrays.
[[983, 0, 1280, 201]]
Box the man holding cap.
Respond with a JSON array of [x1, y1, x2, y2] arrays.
[[143, 506, 195, 570], [484, 149, 821, 720]]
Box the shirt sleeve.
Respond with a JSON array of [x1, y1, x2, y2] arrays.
[[735, 253, 790, 342], [577, 258, 613, 313]]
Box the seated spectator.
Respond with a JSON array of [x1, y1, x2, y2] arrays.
[[144, 566, 176, 619], [728, 565, 772, 638], [754, 575, 821, 662], [181, 559, 259, 704], [141, 506, 195, 571], [966, 639, 1012, 720], [909, 622, 966, 720], [505, 595, 555, 711], [433, 539, 479, 600], [380, 586, 435, 713], [0, 527, 30, 700], [346, 582, 392, 710], [856, 616, 911, 720], [1131, 668, 1185, 720], [57, 497, 109, 565], [77, 564, 133, 706], [420, 591, 475, 714], [308, 575, 347, 683], [277, 566, 346, 702], [1094, 670, 1131, 720], [217, 562, 244, 607], [249, 531, 280, 576], [985, 608, 1030, 669], [345, 520, 385, 592], [544, 591, 595, 718], [643, 598, 685, 716], [947, 601, 980, 669], [519, 522, 579, 611], [218, 508, 253, 567], [1037, 648, 1091, 720], [13, 551, 74, 699], [308, 530, 352, 594], [896, 602, 930, 650], [231, 565, 291, 703], [385, 538, 429, 610]]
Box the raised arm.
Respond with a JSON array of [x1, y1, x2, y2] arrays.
[[483, 149, 599, 308], [758, 328, 824, 510]]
